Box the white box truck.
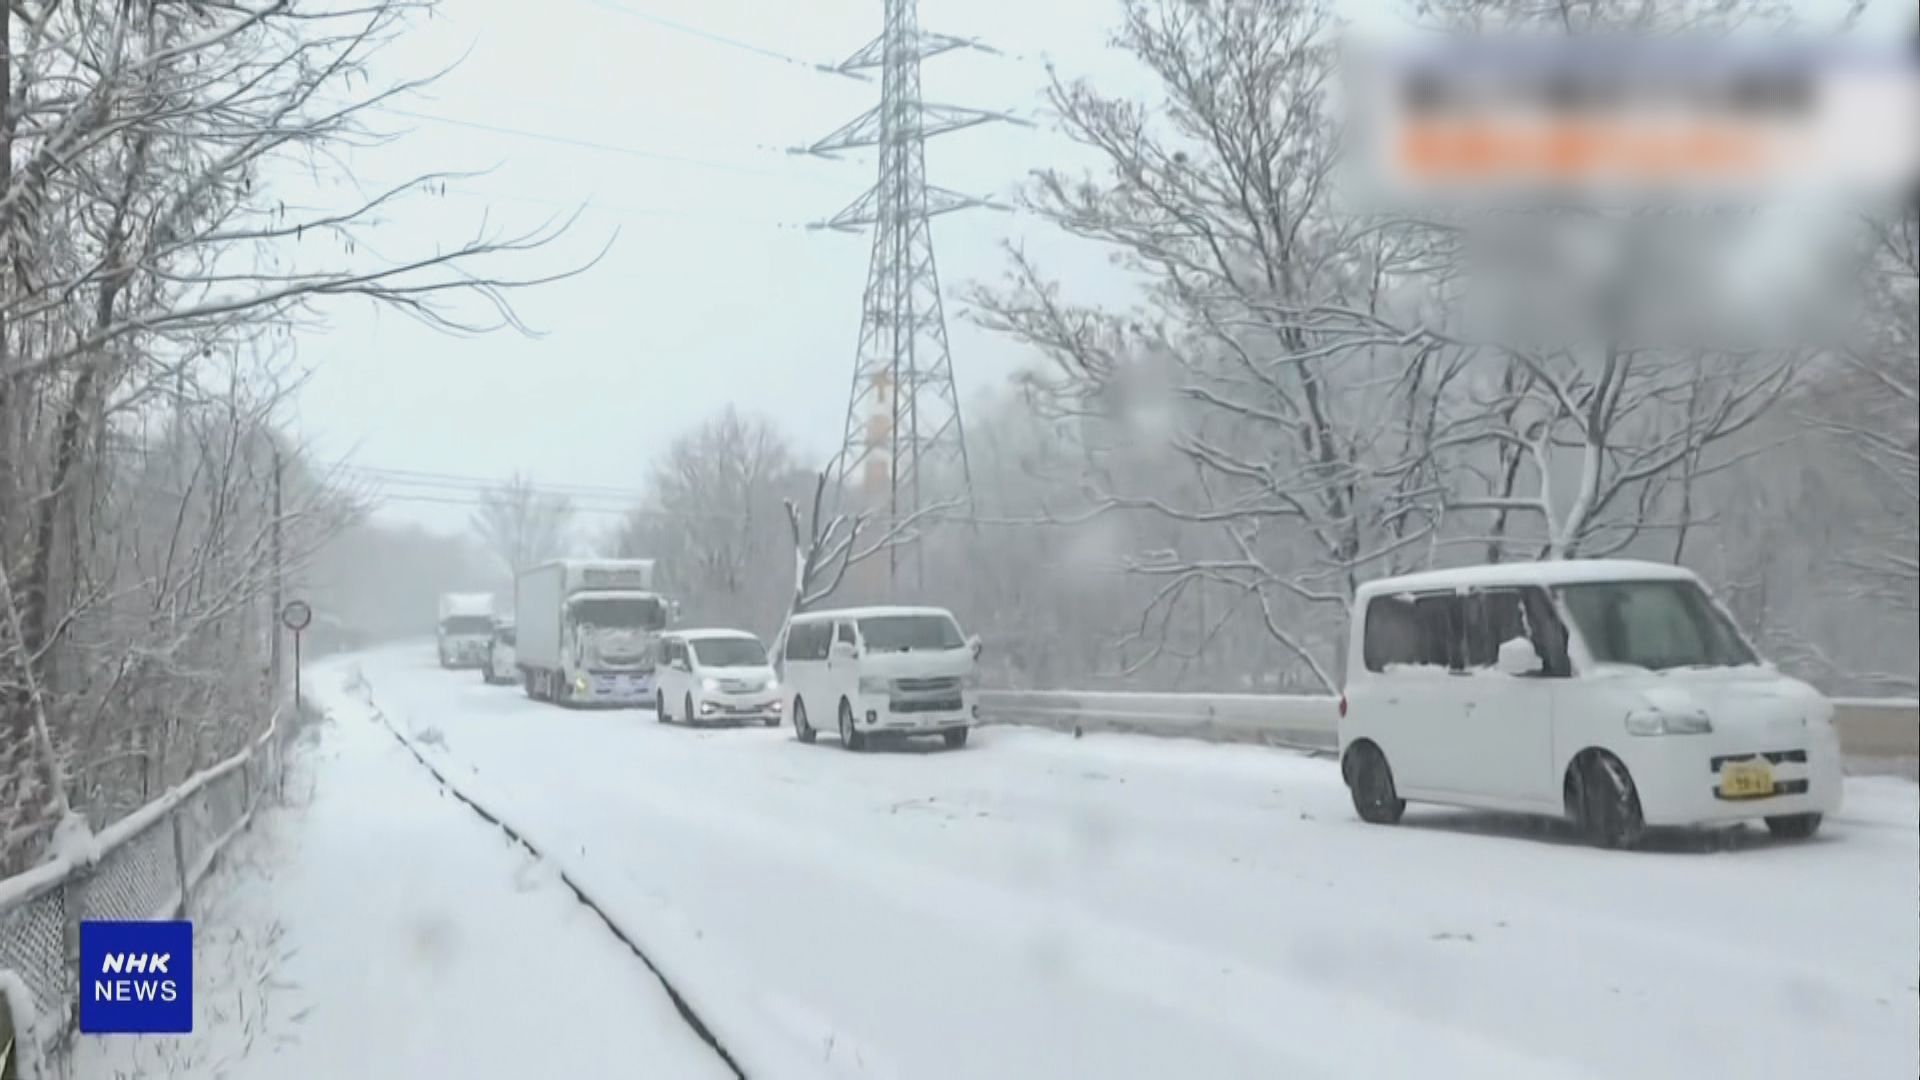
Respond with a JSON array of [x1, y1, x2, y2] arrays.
[[437, 592, 496, 668], [516, 559, 674, 706]]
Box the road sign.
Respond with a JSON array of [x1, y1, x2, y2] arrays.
[[280, 600, 312, 633], [280, 600, 312, 709]]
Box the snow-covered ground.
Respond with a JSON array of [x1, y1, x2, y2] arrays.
[[69, 668, 730, 1080], [322, 643, 1917, 1080]]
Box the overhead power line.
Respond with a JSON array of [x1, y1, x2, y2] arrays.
[[349, 177, 804, 230], [326, 464, 769, 525], [381, 107, 845, 188], [327, 462, 649, 501], [365, 491, 639, 518], [578, 0, 871, 81]]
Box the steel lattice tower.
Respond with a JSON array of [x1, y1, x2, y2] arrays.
[[801, 0, 1017, 587]]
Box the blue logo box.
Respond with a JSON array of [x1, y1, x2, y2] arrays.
[[78, 921, 192, 1034]]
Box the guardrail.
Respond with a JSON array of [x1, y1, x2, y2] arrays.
[[978, 690, 1340, 751], [0, 707, 296, 1080], [1828, 698, 1920, 759], [977, 691, 1920, 761]]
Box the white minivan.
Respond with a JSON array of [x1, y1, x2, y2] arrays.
[[1338, 559, 1842, 848], [653, 630, 782, 726], [776, 606, 981, 750]]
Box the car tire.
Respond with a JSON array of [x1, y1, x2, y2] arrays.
[[1764, 812, 1822, 840], [523, 670, 537, 699], [1570, 752, 1645, 849], [793, 698, 817, 744], [838, 699, 866, 752], [1345, 742, 1406, 825], [685, 693, 697, 728], [943, 727, 969, 749], [655, 691, 667, 722]]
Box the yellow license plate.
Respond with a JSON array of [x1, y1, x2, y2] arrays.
[[1719, 760, 1775, 799]]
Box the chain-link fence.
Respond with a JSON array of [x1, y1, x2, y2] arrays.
[[0, 706, 295, 1079]]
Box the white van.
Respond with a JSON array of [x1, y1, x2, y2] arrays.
[[776, 606, 981, 750], [653, 629, 782, 726], [1338, 559, 1842, 847]]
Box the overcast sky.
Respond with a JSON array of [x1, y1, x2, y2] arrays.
[[283, 0, 1912, 538], [285, 0, 1162, 536]]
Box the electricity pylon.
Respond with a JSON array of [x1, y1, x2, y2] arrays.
[[799, 0, 1020, 588]]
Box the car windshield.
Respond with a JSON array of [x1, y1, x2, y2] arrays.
[[441, 615, 492, 636], [858, 614, 964, 652], [571, 597, 665, 630], [691, 638, 766, 667], [1558, 580, 1758, 671]]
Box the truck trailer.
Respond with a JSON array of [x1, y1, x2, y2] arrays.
[[516, 559, 673, 706], [437, 592, 497, 668]]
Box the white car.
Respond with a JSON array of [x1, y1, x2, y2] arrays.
[[776, 606, 981, 751], [483, 619, 517, 685], [1338, 559, 1842, 848], [653, 630, 782, 726]]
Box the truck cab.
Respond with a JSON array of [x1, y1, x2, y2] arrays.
[[437, 592, 496, 669], [516, 560, 677, 706]]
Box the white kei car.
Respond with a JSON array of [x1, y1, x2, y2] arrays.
[[1338, 559, 1842, 848], [652, 629, 782, 726]]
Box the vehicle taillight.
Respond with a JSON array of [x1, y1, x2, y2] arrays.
[[1337, 693, 1347, 719]]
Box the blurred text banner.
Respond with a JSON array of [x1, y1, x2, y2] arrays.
[[1345, 37, 1920, 209]]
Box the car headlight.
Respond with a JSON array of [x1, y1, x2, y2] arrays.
[[858, 676, 891, 695], [1625, 708, 1712, 736], [701, 677, 720, 692]]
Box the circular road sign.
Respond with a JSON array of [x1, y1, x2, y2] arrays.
[[280, 600, 313, 632]]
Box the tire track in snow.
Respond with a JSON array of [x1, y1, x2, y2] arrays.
[[364, 698, 750, 1079]]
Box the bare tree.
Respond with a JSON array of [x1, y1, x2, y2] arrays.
[[1802, 211, 1919, 616], [783, 468, 957, 622], [1429, 346, 1796, 560], [472, 473, 575, 581], [616, 407, 802, 633], [970, 0, 1835, 688], [970, 0, 1459, 688], [1, 0, 590, 867]]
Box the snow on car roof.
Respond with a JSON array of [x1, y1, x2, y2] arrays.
[[669, 628, 762, 641], [790, 605, 957, 623], [544, 557, 654, 567], [1356, 559, 1699, 599]]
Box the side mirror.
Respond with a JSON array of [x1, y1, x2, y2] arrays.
[[968, 635, 983, 660], [830, 639, 857, 661], [1496, 637, 1544, 677]]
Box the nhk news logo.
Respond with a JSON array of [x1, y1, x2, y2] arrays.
[[78, 921, 193, 1034]]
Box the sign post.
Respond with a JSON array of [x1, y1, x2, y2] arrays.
[[280, 600, 313, 710]]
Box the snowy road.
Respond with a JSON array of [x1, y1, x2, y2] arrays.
[[73, 675, 731, 1080], [329, 643, 1919, 1080]]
